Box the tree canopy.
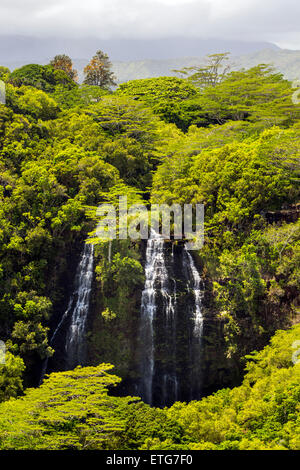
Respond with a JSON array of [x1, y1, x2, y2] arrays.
[[0, 55, 299, 451]]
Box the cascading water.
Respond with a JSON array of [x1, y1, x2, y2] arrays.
[[138, 230, 176, 405], [65, 243, 94, 369], [42, 230, 204, 406], [138, 230, 204, 406], [185, 248, 204, 339], [40, 242, 94, 382], [183, 247, 204, 399]]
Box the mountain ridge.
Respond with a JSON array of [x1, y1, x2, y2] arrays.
[[1, 36, 300, 83], [0, 34, 278, 62]]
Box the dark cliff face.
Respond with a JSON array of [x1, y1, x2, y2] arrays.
[[86, 244, 144, 397], [85, 240, 241, 407], [148, 241, 202, 406], [43, 237, 90, 376], [34, 236, 86, 385], [149, 241, 241, 405], [45, 237, 265, 407], [47, 232, 296, 407]]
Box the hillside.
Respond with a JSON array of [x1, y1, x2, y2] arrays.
[[0, 56, 299, 451], [0, 325, 299, 450], [3, 49, 300, 85], [112, 48, 300, 83]]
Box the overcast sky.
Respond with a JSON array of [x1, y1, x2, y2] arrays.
[[1, 0, 300, 49]]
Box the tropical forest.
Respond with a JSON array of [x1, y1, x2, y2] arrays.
[[0, 50, 299, 451]]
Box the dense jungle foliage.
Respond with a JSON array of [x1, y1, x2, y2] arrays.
[[0, 56, 299, 450], [0, 325, 299, 450]]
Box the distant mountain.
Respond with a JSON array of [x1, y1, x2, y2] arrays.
[[232, 48, 300, 81], [1, 35, 300, 85], [110, 49, 300, 83], [0, 35, 278, 64]]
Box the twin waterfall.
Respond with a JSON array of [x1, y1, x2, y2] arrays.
[[44, 233, 203, 407], [138, 230, 204, 406]]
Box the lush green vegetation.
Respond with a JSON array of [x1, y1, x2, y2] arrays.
[[0, 54, 299, 450], [117, 76, 200, 131], [0, 325, 299, 449]]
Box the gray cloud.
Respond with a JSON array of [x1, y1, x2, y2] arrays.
[[0, 0, 300, 48]]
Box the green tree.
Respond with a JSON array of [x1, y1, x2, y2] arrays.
[[0, 66, 10, 82], [117, 76, 200, 130], [174, 52, 231, 89], [8, 64, 75, 92], [194, 65, 300, 126], [0, 364, 135, 449], [0, 350, 25, 402]]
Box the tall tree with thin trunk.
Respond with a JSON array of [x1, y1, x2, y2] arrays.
[[84, 50, 116, 89], [173, 52, 231, 89]]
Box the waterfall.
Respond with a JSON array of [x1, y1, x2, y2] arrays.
[[65, 243, 94, 369], [185, 248, 204, 338], [138, 230, 176, 405], [138, 233, 204, 406], [40, 242, 94, 382], [184, 246, 204, 400]]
